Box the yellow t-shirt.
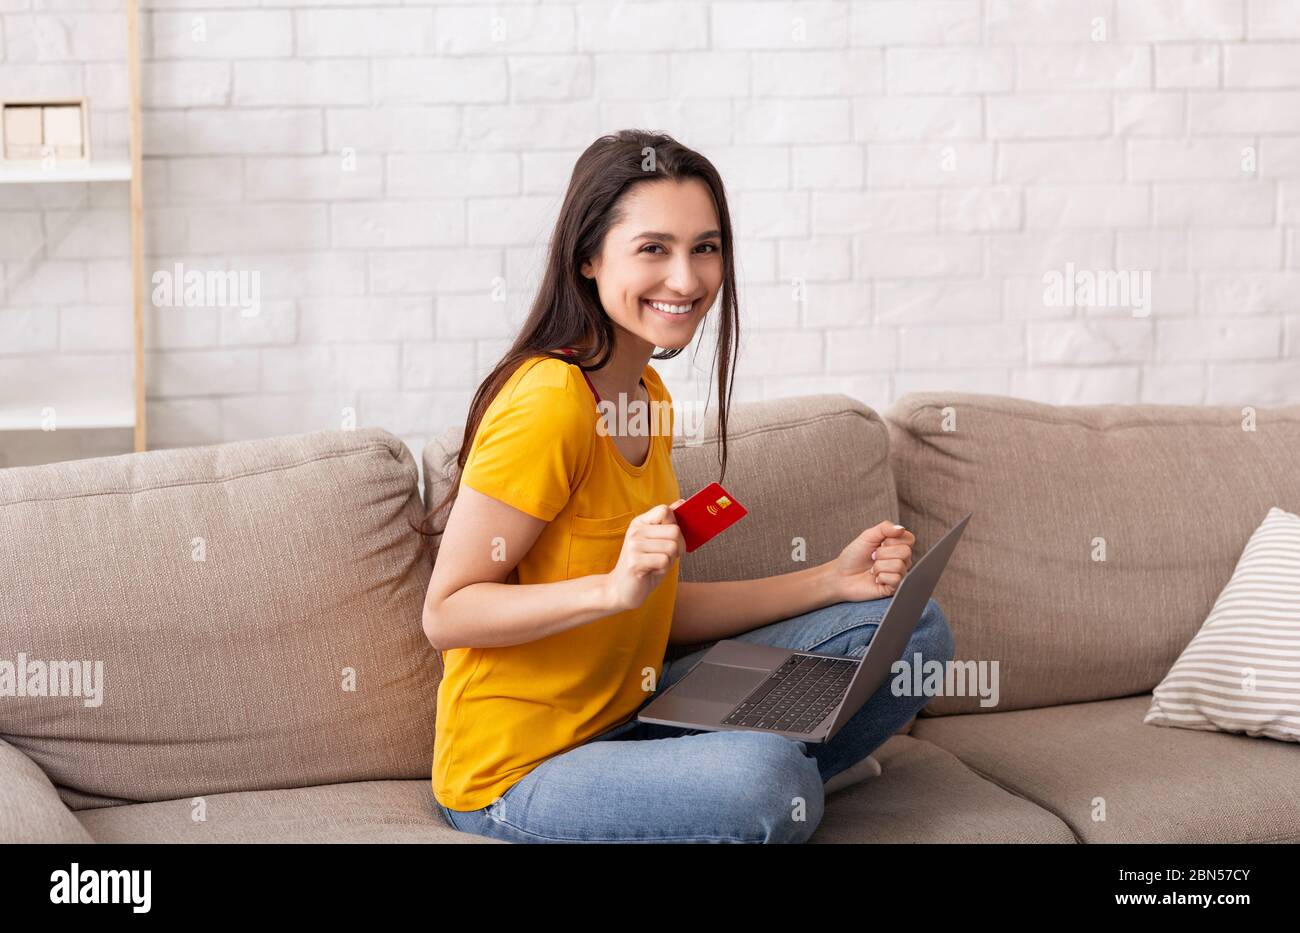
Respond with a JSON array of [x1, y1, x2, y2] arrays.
[[432, 354, 681, 811]]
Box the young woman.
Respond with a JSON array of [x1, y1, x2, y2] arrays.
[[416, 130, 954, 844]]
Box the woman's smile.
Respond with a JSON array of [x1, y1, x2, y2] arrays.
[[641, 297, 699, 320]]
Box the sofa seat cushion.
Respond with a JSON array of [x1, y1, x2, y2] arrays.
[[76, 780, 504, 844], [75, 740, 1073, 845], [808, 735, 1077, 843], [911, 695, 1300, 843]]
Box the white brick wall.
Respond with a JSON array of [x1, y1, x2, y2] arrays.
[[3, 0, 1300, 473]]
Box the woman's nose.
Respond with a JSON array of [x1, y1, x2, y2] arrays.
[[665, 261, 700, 296]]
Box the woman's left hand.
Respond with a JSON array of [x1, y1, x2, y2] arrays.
[[828, 519, 915, 601]]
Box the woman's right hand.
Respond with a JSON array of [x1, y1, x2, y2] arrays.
[[602, 499, 686, 613]]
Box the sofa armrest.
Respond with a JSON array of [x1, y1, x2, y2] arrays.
[[0, 739, 94, 843]]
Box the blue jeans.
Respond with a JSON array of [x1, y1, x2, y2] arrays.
[[436, 595, 954, 843]]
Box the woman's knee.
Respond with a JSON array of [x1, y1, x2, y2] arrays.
[[722, 732, 824, 844]]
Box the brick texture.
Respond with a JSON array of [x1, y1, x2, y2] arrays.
[[3, 0, 1298, 472]]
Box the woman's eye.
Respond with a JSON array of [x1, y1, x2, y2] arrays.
[[640, 243, 719, 254]]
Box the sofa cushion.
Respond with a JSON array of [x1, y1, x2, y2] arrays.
[[911, 694, 1300, 843], [1146, 506, 1300, 742], [669, 394, 899, 587], [78, 744, 1064, 845], [885, 392, 1300, 714], [76, 780, 503, 843], [0, 428, 440, 809], [809, 735, 1077, 843]]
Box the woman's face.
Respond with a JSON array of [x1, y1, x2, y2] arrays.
[[580, 177, 724, 352]]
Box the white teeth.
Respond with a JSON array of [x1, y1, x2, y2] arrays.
[[646, 299, 693, 315]]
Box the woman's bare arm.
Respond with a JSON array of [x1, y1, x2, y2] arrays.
[[668, 563, 843, 647], [422, 485, 617, 650], [669, 519, 916, 647]]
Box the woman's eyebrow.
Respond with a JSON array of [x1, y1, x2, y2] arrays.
[[630, 229, 722, 243]]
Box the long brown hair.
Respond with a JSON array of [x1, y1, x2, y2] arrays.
[[412, 129, 741, 565]]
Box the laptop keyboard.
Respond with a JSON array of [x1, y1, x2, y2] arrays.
[[721, 654, 857, 733]]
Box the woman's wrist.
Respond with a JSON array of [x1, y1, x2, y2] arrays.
[[590, 571, 622, 615], [816, 559, 847, 606]]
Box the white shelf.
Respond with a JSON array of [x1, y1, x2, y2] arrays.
[[0, 410, 135, 431], [0, 160, 132, 184]]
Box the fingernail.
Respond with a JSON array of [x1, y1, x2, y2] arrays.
[[892, 524, 904, 529], [871, 550, 877, 560]]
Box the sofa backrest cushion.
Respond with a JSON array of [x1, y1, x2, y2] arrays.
[[0, 428, 438, 809], [885, 392, 1300, 715]]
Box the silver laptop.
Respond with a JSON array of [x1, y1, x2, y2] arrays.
[[636, 511, 971, 743]]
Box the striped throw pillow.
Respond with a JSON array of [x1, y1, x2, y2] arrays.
[[1145, 506, 1300, 742]]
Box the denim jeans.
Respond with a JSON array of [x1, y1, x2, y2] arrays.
[[436, 595, 954, 843]]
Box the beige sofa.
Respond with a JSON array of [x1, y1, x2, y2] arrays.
[[3, 391, 1298, 843]]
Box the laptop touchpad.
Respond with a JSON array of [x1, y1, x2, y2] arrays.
[[671, 663, 766, 703]]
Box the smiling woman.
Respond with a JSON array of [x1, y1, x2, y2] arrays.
[[412, 129, 742, 821], [411, 130, 945, 845]]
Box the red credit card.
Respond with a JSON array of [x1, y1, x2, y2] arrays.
[[671, 482, 748, 553]]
